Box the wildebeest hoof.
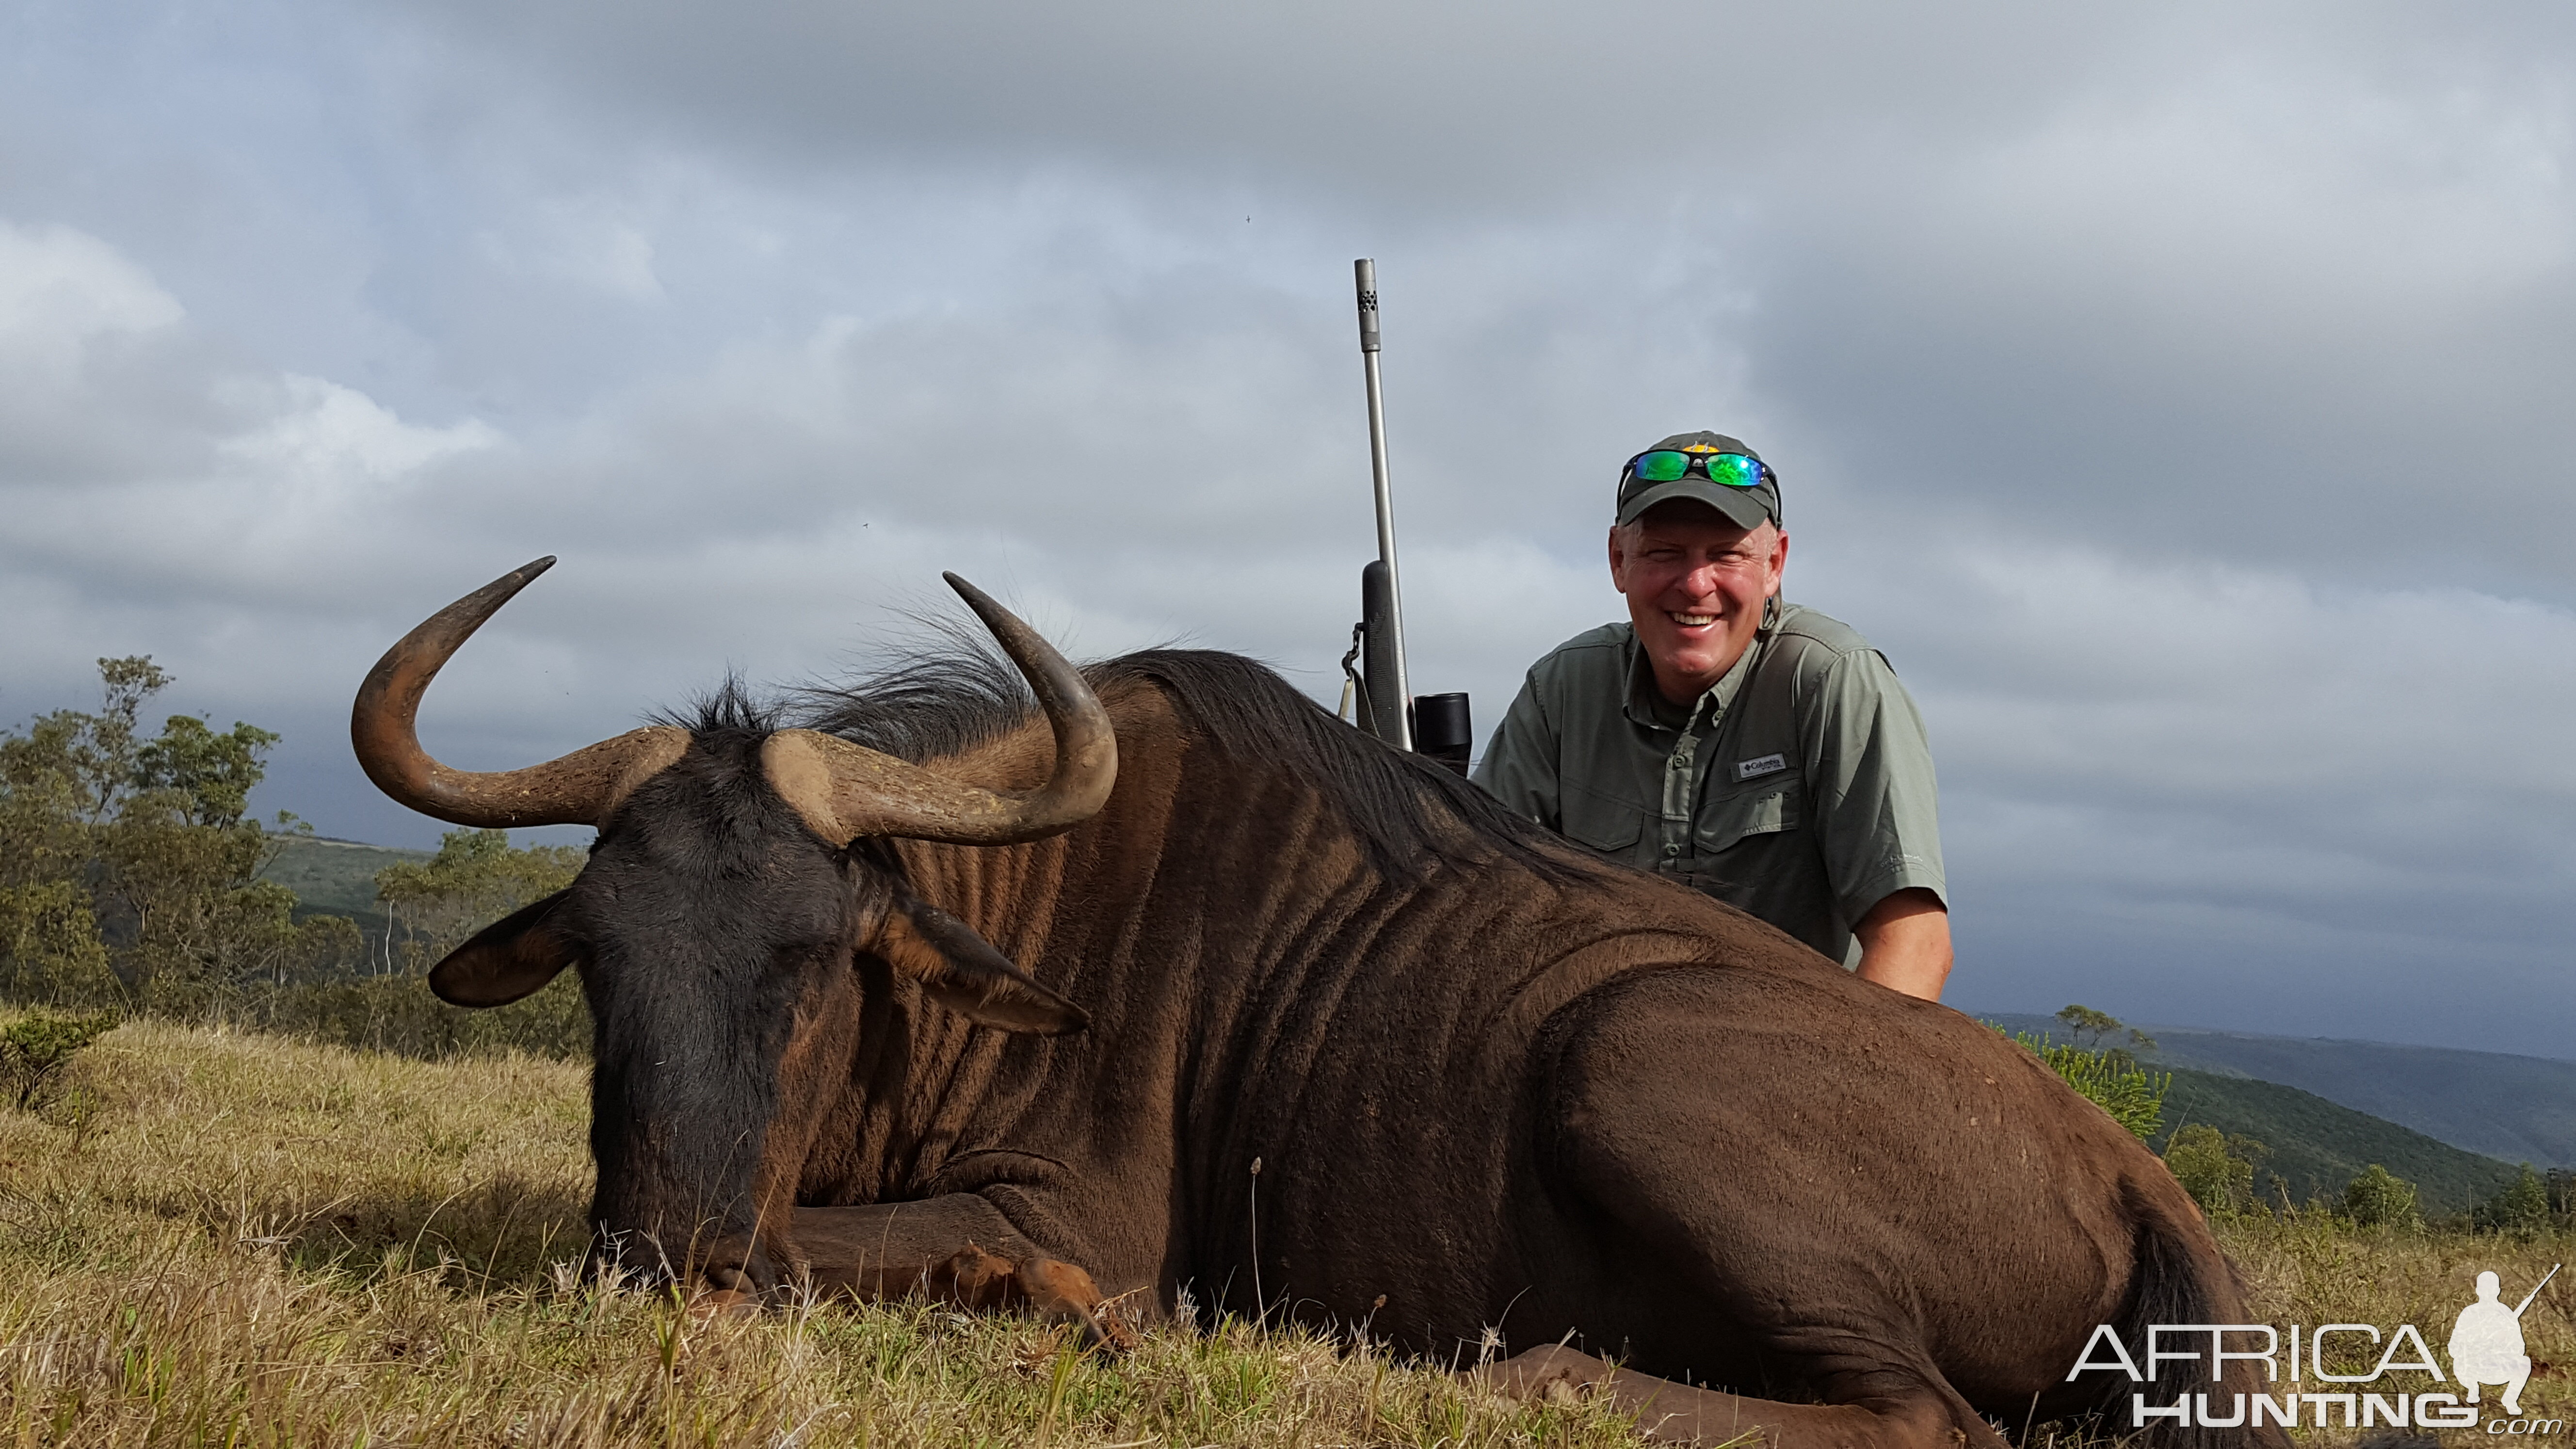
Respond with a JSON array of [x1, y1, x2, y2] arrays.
[[927, 1243, 1137, 1353], [1081, 1302, 1142, 1356]]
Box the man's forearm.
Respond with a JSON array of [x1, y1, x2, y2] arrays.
[[1853, 888, 1951, 1001]]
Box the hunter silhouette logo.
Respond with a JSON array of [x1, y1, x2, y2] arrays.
[[2454, 1265, 2558, 1419]]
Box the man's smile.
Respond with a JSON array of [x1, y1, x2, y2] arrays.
[[1669, 611, 1720, 629]]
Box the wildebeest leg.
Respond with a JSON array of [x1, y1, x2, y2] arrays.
[[1483, 1345, 1994, 1447], [1482, 1346, 1965, 1445], [789, 1197, 1139, 1350]]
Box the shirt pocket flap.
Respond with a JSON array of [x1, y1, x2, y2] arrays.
[[1695, 785, 1803, 854], [1558, 786, 1645, 853]]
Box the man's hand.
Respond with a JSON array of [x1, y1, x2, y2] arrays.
[[1853, 888, 1950, 1001]]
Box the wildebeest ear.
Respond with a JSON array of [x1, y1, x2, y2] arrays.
[[428, 891, 581, 1008], [873, 900, 1088, 1035]]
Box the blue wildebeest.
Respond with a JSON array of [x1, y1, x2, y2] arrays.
[[351, 559, 2275, 1448]]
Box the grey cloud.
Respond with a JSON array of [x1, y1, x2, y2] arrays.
[[5, 0, 2575, 1055]]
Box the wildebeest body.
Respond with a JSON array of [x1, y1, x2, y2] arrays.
[[787, 657, 2252, 1441], [360, 566, 2275, 1449]]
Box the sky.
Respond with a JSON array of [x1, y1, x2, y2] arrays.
[[3, 0, 2572, 1055]]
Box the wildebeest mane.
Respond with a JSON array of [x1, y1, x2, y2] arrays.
[[660, 675, 783, 737], [795, 643, 1590, 886]]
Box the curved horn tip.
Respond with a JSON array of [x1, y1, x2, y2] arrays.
[[942, 574, 1038, 642], [492, 556, 558, 594], [442, 556, 559, 619]]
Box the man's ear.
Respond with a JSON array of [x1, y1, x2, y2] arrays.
[[871, 898, 1087, 1035], [428, 890, 581, 1008]]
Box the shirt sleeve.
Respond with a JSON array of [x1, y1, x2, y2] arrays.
[[1471, 669, 1562, 832], [1801, 646, 1947, 926]]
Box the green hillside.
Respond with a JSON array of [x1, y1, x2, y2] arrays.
[[1978, 1011, 2576, 1168], [2141, 1029, 2576, 1169], [2152, 1067, 2524, 1215], [258, 836, 431, 941]]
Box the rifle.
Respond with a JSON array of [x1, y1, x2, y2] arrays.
[[2513, 1263, 2560, 1317], [1342, 259, 1472, 774]]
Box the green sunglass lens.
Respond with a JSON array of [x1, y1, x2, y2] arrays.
[[1707, 454, 1763, 488], [1634, 451, 1690, 483]]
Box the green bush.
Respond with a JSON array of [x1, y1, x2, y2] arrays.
[[0, 1010, 120, 1110], [0, 881, 117, 1005], [2164, 1124, 2272, 1216], [1991, 1025, 2170, 1140], [242, 970, 589, 1061], [2341, 1164, 2420, 1228], [2474, 1165, 2554, 1235]]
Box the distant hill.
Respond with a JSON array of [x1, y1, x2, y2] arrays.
[[259, 836, 431, 942], [2153, 1068, 2524, 1215], [1979, 1012, 2576, 1169]]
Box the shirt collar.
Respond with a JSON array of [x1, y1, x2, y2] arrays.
[[1622, 596, 1782, 734]]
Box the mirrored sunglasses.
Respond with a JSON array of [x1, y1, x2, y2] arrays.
[[1624, 450, 1769, 490]]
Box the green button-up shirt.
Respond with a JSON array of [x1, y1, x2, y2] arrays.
[[1471, 603, 1946, 967]]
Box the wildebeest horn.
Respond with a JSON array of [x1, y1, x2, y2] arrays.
[[352, 557, 691, 827], [758, 574, 1117, 846]]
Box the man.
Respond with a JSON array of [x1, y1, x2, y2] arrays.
[[1473, 431, 1952, 1000]]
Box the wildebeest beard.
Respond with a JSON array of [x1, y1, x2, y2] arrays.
[[359, 564, 2286, 1449]]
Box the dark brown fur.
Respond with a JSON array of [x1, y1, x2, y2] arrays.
[[440, 652, 2279, 1449]]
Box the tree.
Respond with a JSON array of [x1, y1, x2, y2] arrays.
[[2054, 1004, 2123, 1049], [2341, 1164, 2420, 1229], [134, 715, 281, 829], [0, 882, 116, 1006], [2475, 1165, 2553, 1235], [0, 658, 359, 1013], [376, 829, 585, 971], [2163, 1126, 2269, 1217]]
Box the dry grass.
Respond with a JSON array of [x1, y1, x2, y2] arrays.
[[0, 1018, 2564, 1446], [0, 1020, 1644, 1447], [2217, 1210, 2570, 1402]]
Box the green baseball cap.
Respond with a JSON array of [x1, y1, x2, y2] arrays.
[[1614, 430, 1781, 530]]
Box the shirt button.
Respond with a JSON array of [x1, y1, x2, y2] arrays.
[[1662, 843, 1680, 856]]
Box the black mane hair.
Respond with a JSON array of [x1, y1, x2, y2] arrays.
[[793, 644, 1589, 886], [657, 675, 782, 739]]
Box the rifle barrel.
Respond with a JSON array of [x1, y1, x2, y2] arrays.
[[2513, 1262, 2560, 1317], [1353, 258, 1411, 750]]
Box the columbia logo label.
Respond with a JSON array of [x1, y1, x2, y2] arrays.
[[1734, 754, 1788, 781]]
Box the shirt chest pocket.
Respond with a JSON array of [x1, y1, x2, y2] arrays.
[[1558, 784, 1647, 854], [1694, 781, 1803, 855]]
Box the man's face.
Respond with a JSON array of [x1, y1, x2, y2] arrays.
[[1608, 505, 1788, 705]]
